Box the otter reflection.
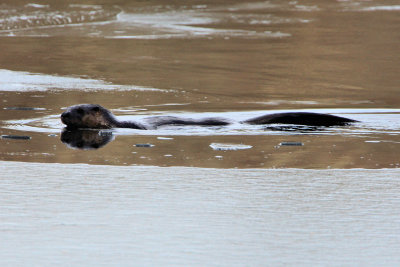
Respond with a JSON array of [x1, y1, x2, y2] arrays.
[[61, 129, 114, 150]]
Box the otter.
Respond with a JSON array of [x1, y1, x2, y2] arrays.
[[61, 104, 358, 130]]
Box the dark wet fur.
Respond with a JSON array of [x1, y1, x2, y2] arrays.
[[61, 104, 145, 129], [61, 104, 358, 130], [145, 116, 230, 128], [244, 112, 357, 127]]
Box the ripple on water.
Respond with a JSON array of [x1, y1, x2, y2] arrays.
[[0, 4, 120, 32], [3, 108, 400, 139], [0, 3, 299, 39]]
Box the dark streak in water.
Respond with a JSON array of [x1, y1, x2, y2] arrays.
[[4, 107, 45, 111], [1, 135, 31, 140]]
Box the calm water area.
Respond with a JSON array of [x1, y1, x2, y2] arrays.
[[0, 0, 399, 266]]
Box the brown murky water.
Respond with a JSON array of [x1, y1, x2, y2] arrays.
[[1, 0, 400, 168]]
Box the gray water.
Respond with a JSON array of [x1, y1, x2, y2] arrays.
[[1, 161, 400, 266], [1, 0, 400, 265]]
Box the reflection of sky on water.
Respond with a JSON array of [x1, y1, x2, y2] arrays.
[[104, 11, 293, 39], [0, 1, 399, 38], [1, 160, 399, 265], [0, 69, 166, 92], [0, 2, 307, 39], [1, 1, 398, 39]]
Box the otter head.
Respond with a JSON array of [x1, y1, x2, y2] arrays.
[[61, 104, 116, 129]]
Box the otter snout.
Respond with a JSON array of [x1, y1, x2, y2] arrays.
[[61, 111, 70, 125]]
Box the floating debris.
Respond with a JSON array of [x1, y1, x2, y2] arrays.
[[4, 107, 45, 111], [1, 135, 31, 140], [279, 142, 304, 146], [157, 137, 174, 140], [210, 143, 252, 151], [135, 143, 154, 148]]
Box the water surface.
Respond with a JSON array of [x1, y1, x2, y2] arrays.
[[1, 1, 400, 265], [1, 0, 399, 169], [1, 161, 399, 266]]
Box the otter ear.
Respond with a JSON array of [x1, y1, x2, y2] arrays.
[[92, 106, 100, 112]]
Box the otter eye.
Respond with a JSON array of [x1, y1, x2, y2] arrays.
[[77, 108, 84, 115], [92, 106, 100, 112]]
